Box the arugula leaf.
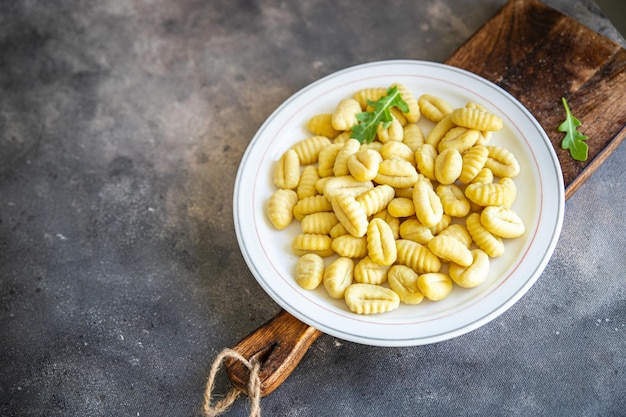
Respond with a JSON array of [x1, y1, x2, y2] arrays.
[[558, 97, 588, 162], [350, 86, 409, 144]]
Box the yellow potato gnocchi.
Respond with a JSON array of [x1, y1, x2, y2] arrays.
[[332, 235, 368, 259], [396, 239, 441, 274], [480, 206, 525, 238], [374, 158, 419, 188], [366, 218, 397, 266], [418, 94, 453, 122], [412, 180, 443, 227], [449, 249, 490, 288], [300, 212, 339, 235], [292, 233, 334, 257], [344, 283, 400, 315], [306, 113, 341, 139], [391, 82, 420, 123], [354, 256, 390, 285], [273, 149, 300, 189], [347, 149, 382, 181], [417, 273, 453, 301], [427, 235, 473, 267], [331, 193, 369, 238], [387, 265, 424, 304], [295, 253, 325, 290], [466, 213, 505, 257], [323, 257, 354, 299], [267, 84, 528, 316], [297, 165, 320, 200], [291, 136, 331, 165], [451, 107, 503, 131], [267, 189, 299, 230], [356, 184, 395, 216], [332, 98, 362, 131]]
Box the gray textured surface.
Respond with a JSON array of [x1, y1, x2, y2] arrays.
[[1, 1, 625, 416]]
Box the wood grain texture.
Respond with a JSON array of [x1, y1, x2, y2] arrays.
[[445, 0, 626, 199], [224, 309, 322, 397]]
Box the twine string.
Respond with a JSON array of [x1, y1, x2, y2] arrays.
[[202, 348, 262, 417]]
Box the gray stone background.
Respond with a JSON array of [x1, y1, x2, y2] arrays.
[[1, 1, 625, 416]]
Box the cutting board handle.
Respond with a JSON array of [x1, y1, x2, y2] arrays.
[[224, 309, 322, 397]]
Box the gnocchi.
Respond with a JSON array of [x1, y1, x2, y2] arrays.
[[266, 84, 527, 315]]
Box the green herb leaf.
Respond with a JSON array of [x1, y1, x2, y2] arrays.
[[350, 86, 409, 144], [558, 97, 588, 162]]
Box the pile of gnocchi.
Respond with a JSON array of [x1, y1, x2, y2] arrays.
[[267, 83, 525, 315]]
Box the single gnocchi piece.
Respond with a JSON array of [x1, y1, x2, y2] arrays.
[[399, 218, 434, 245], [436, 184, 470, 218], [402, 123, 425, 151], [323, 257, 354, 299], [380, 141, 414, 163], [332, 235, 368, 259], [306, 114, 341, 139], [291, 136, 331, 165], [372, 209, 400, 240], [417, 273, 453, 301], [459, 145, 489, 184], [387, 264, 424, 304], [470, 167, 494, 185], [412, 180, 444, 227], [354, 256, 390, 285], [391, 82, 420, 123], [425, 114, 455, 148], [317, 142, 344, 177], [300, 212, 339, 235], [449, 249, 490, 288], [332, 98, 362, 131], [415, 143, 438, 182], [333, 139, 361, 176], [344, 283, 400, 315], [376, 117, 404, 143], [297, 165, 320, 200], [450, 107, 503, 131], [347, 149, 383, 182], [323, 175, 373, 199], [434, 148, 462, 185], [293, 195, 333, 221], [267, 189, 298, 230], [292, 233, 334, 257], [480, 206, 525, 238], [356, 184, 395, 216], [396, 239, 441, 274], [438, 224, 472, 248], [387, 197, 416, 218], [273, 149, 300, 189], [367, 218, 398, 266], [485, 145, 521, 178], [331, 193, 369, 237], [418, 94, 453, 122], [438, 127, 480, 154], [295, 253, 325, 290], [374, 158, 419, 188], [466, 212, 505, 257], [427, 235, 473, 267], [465, 177, 517, 208]]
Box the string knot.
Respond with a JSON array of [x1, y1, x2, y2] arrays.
[[202, 348, 262, 417]]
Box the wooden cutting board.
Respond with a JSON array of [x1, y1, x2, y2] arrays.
[[445, 0, 626, 199], [223, 0, 626, 398]]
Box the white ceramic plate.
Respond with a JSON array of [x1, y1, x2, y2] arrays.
[[234, 60, 564, 347]]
